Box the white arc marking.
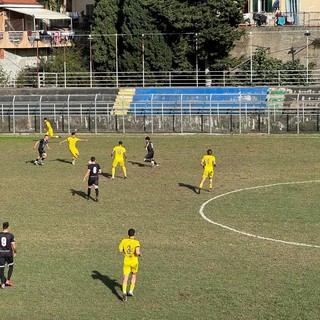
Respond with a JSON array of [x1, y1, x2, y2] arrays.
[[199, 180, 320, 248]]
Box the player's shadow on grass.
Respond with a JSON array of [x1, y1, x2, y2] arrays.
[[128, 160, 148, 167], [54, 158, 72, 164], [70, 189, 88, 199], [178, 182, 199, 194], [91, 270, 122, 301], [101, 172, 112, 179]]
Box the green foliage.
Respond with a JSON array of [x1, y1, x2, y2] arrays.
[[120, 0, 172, 72], [38, 0, 57, 9], [147, 0, 244, 70], [15, 46, 89, 87], [91, 0, 120, 71], [240, 48, 307, 85], [90, 0, 243, 73], [16, 66, 37, 88], [41, 47, 87, 73], [0, 64, 10, 87]]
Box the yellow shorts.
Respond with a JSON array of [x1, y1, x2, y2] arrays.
[[70, 148, 79, 158], [46, 129, 54, 137], [202, 168, 214, 179], [112, 159, 125, 167], [123, 259, 139, 275]]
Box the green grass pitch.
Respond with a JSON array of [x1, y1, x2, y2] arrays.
[[1, 134, 320, 320]]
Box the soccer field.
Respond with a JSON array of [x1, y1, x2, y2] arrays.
[[1, 134, 320, 320]]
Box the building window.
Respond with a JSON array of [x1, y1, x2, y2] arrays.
[[253, 0, 273, 12]]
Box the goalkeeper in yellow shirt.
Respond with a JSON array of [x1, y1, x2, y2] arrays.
[[111, 141, 127, 179], [199, 149, 216, 194], [119, 228, 141, 302], [59, 132, 88, 165]]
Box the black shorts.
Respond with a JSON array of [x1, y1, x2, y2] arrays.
[[38, 148, 45, 156], [145, 151, 154, 160], [0, 256, 14, 267], [88, 177, 99, 187]]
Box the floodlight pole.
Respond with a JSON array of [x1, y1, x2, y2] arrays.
[[249, 32, 253, 84], [63, 41, 67, 88], [142, 34, 145, 87], [35, 34, 40, 88], [115, 33, 119, 87], [304, 30, 311, 84], [195, 33, 198, 87], [88, 34, 93, 88]]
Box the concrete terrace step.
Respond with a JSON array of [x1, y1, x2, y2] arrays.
[[267, 87, 286, 109], [112, 88, 135, 115]]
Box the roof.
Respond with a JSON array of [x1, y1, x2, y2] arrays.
[[0, 0, 40, 5], [6, 7, 71, 20]]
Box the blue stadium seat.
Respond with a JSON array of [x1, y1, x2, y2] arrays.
[[130, 87, 268, 115]]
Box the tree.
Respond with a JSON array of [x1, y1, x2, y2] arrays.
[[38, 0, 57, 10], [91, 0, 120, 71], [240, 48, 307, 85], [91, 0, 172, 72], [16, 46, 89, 87], [89, 0, 243, 74], [43, 47, 88, 73], [147, 0, 244, 73], [120, 0, 172, 72], [0, 65, 10, 87]]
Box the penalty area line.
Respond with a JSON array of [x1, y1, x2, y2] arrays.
[[199, 180, 320, 248]]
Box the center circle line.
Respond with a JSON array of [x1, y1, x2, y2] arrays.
[[199, 180, 320, 248]]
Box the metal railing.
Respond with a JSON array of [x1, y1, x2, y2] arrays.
[[246, 11, 320, 27], [7, 69, 320, 88], [1, 92, 320, 134]]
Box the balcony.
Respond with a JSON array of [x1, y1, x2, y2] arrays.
[[243, 11, 320, 27], [0, 30, 73, 49]]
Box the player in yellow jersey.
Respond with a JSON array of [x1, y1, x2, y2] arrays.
[[59, 132, 88, 165], [199, 149, 216, 194], [119, 228, 141, 302], [44, 118, 60, 138], [111, 141, 127, 179]]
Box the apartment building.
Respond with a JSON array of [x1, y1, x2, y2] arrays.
[[0, 0, 72, 77]]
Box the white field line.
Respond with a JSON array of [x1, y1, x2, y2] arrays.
[[199, 180, 320, 248]]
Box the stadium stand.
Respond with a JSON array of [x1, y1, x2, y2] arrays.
[[0, 88, 118, 116], [267, 87, 286, 111], [112, 88, 135, 115], [128, 87, 269, 115]]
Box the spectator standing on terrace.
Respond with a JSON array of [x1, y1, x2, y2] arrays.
[[273, 0, 280, 11], [0, 222, 17, 289]]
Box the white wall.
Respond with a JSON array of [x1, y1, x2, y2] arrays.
[[72, 0, 94, 14]]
